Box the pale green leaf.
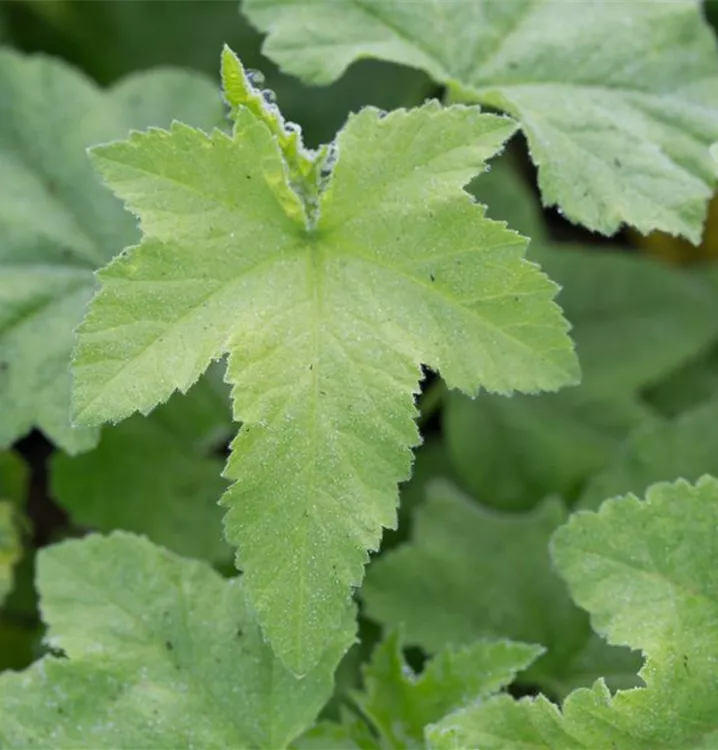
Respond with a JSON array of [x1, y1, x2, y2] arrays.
[[362, 481, 640, 696], [353, 630, 541, 749], [51, 372, 232, 563], [72, 54, 577, 673], [244, 0, 718, 241], [0, 502, 21, 607], [429, 476, 718, 749], [0, 532, 352, 749], [0, 49, 223, 452], [579, 395, 718, 512]]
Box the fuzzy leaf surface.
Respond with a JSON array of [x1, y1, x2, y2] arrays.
[[52, 372, 232, 563], [245, 0, 718, 241], [0, 533, 351, 748], [428, 477, 718, 749], [0, 50, 223, 452], [363, 482, 639, 696], [72, 77, 577, 672]]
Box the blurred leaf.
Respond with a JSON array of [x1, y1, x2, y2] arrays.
[[645, 344, 718, 417], [0, 533, 353, 748], [0, 503, 20, 607], [0, 50, 223, 452], [429, 477, 718, 749], [363, 481, 640, 697], [444, 242, 717, 510], [0, 452, 27, 508], [51, 373, 232, 564], [579, 395, 718, 511], [444, 389, 652, 511]]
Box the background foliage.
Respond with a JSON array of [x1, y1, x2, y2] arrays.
[[0, 1, 717, 747]]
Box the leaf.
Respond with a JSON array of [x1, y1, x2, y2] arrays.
[[444, 388, 652, 511], [362, 481, 640, 696], [353, 631, 541, 749], [0, 49, 223, 452], [645, 344, 718, 417], [428, 476, 718, 749], [51, 371, 232, 563], [0, 532, 352, 749], [244, 0, 718, 241], [579, 395, 718, 512], [443, 243, 718, 509], [72, 50, 578, 673], [533, 246, 718, 397], [0, 502, 21, 607]]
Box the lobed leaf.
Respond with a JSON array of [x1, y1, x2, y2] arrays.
[[428, 476, 718, 748], [353, 630, 541, 749], [244, 0, 718, 241], [72, 51, 578, 673], [0, 50, 223, 452], [0, 533, 352, 749], [363, 481, 640, 696]]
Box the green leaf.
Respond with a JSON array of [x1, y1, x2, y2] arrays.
[[51, 372, 232, 563], [533, 246, 718, 397], [444, 388, 651, 511], [0, 502, 21, 607], [0, 49, 223, 452], [293, 717, 379, 749], [72, 52, 578, 673], [244, 0, 718, 241], [645, 345, 718, 417], [362, 482, 639, 696], [0, 532, 352, 748], [579, 395, 718, 512], [443, 245, 718, 509], [353, 631, 541, 749], [428, 476, 718, 749]]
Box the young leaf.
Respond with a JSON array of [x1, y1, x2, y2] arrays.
[[427, 476, 718, 749], [0, 532, 353, 749], [0, 50, 223, 452], [51, 373, 232, 563], [579, 395, 718, 512], [244, 0, 718, 241], [353, 631, 541, 749], [72, 51, 578, 673], [0, 502, 21, 607], [362, 482, 639, 696]]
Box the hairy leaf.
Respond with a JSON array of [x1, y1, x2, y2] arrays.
[[363, 482, 639, 696], [0, 50, 223, 452], [353, 631, 541, 749], [0, 533, 352, 748], [244, 0, 718, 241], [51, 371, 232, 563], [72, 50, 577, 673], [428, 477, 718, 748]]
